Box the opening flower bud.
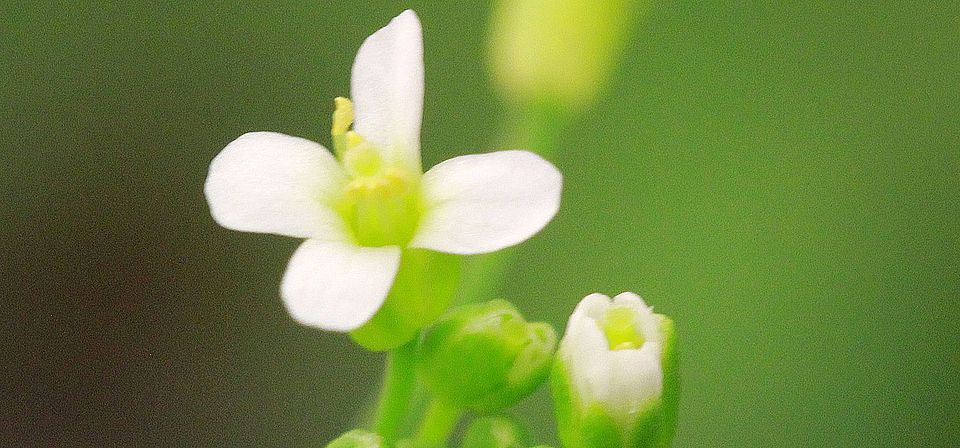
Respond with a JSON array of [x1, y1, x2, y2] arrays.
[[552, 293, 678, 448], [417, 300, 557, 412]]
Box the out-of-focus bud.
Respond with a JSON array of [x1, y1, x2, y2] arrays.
[[326, 429, 383, 448], [417, 300, 557, 412], [462, 415, 530, 448], [489, 0, 643, 111], [552, 293, 678, 448]]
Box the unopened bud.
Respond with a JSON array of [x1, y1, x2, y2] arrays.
[[489, 0, 642, 111], [417, 300, 557, 412]]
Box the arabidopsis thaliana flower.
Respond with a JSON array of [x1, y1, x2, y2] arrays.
[[204, 11, 562, 333]]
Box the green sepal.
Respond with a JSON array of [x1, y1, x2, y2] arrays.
[[326, 429, 383, 448], [351, 249, 461, 351], [418, 300, 557, 412], [550, 360, 579, 448], [552, 361, 623, 448], [462, 415, 529, 448], [657, 315, 679, 447], [581, 405, 624, 448]]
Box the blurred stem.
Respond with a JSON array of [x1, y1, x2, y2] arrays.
[[455, 248, 515, 305], [374, 339, 417, 443], [455, 99, 569, 305], [515, 98, 570, 159], [414, 399, 462, 447]]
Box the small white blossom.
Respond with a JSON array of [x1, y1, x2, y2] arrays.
[[204, 10, 562, 332], [558, 292, 664, 426]]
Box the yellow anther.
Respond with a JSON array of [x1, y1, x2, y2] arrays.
[[343, 167, 411, 198], [332, 97, 354, 137], [345, 177, 391, 198], [332, 97, 358, 159]]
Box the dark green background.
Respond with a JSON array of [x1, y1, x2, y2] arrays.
[[4, 1, 958, 446]]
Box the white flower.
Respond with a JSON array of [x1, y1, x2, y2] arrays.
[[204, 10, 562, 332], [558, 292, 664, 426]]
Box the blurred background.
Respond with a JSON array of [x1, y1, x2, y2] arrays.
[[3, 1, 958, 446]]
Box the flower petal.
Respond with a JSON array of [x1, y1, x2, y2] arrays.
[[281, 239, 401, 331], [607, 344, 663, 420], [562, 294, 614, 406], [205, 131, 348, 239], [410, 150, 562, 254], [351, 10, 424, 171]]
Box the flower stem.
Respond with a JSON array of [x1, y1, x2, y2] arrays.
[[516, 98, 569, 159], [455, 249, 515, 305], [414, 399, 462, 447], [374, 339, 417, 443], [456, 101, 568, 306]]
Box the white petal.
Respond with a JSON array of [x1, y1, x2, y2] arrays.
[[351, 10, 424, 171], [410, 150, 562, 254], [281, 239, 401, 331], [577, 292, 615, 321], [561, 297, 613, 406], [607, 344, 663, 423], [561, 294, 612, 404], [205, 132, 348, 239]]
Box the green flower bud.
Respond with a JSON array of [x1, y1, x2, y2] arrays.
[[552, 293, 679, 448], [418, 300, 557, 412], [326, 430, 383, 448], [489, 0, 644, 111], [462, 415, 529, 448]]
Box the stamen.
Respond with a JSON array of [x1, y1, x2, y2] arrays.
[[332, 97, 354, 157], [332, 97, 353, 136]]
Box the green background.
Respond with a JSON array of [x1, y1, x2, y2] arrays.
[[4, 1, 958, 446]]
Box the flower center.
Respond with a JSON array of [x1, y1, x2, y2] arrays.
[[600, 306, 645, 350], [332, 97, 422, 247]]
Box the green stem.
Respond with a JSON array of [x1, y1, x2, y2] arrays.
[[454, 101, 569, 306], [454, 249, 515, 305], [374, 339, 417, 443], [414, 399, 462, 447], [517, 98, 570, 159]]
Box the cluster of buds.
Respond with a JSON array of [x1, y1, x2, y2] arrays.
[[325, 293, 677, 448]]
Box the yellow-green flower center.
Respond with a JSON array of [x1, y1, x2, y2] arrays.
[[600, 306, 645, 351], [331, 97, 422, 247]]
